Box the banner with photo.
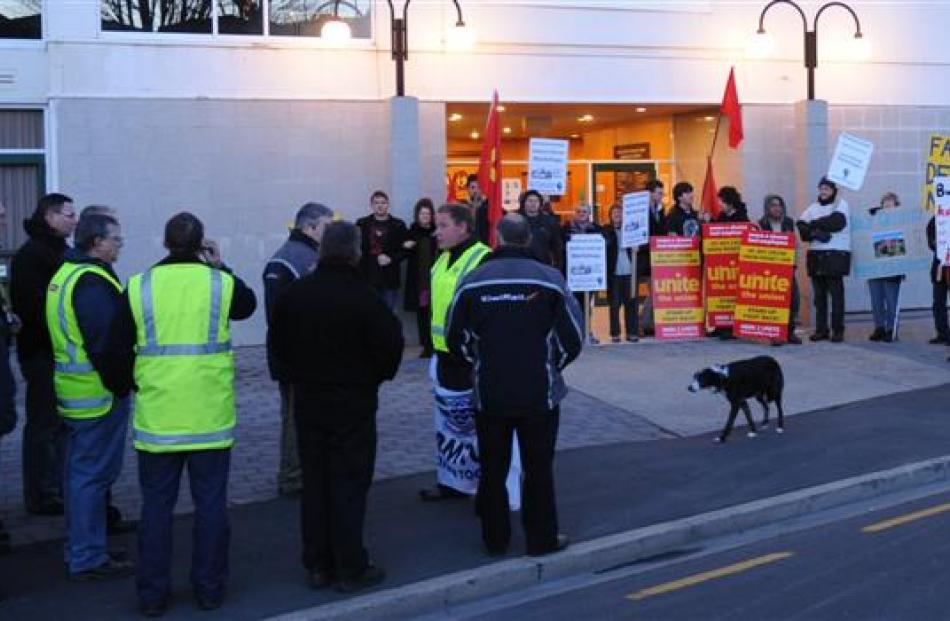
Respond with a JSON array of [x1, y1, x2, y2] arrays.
[[851, 206, 929, 280], [650, 236, 703, 340], [734, 230, 796, 342], [702, 223, 752, 329]]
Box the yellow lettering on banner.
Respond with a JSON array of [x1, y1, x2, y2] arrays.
[[738, 272, 791, 293], [657, 308, 704, 323], [707, 263, 739, 282], [707, 297, 735, 312], [652, 251, 701, 266], [739, 246, 795, 265], [654, 274, 701, 294], [703, 238, 742, 255], [735, 306, 790, 324], [923, 134, 950, 213]]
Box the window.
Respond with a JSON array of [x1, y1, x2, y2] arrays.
[[0, 0, 41, 39], [269, 0, 370, 38], [102, 1, 212, 33], [100, 0, 371, 38]]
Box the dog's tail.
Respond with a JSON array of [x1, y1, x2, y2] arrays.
[[770, 359, 785, 401]]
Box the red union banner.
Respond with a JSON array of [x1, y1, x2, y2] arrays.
[[702, 223, 752, 329], [734, 230, 796, 341], [650, 236, 703, 340]]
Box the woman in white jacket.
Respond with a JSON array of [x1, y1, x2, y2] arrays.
[[796, 177, 851, 342]]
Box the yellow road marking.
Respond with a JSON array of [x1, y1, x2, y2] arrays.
[[862, 502, 950, 533], [626, 552, 794, 602]]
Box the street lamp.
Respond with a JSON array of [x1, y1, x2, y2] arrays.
[[754, 0, 866, 100], [388, 0, 471, 97]]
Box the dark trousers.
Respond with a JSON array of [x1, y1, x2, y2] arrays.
[[277, 382, 301, 494], [573, 293, 589, 335], [19, 352, 65, 507], [608, 275, 638, 338], [789, 276, 800, 334], [294, 385, 377, 579], [136, 449, 231, 605], [478, 408, 559, 554], [415, 305, 433, 354], [811, 275, 845, 335], [933, 279, 950, 339]]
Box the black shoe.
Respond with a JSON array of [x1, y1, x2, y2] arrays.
[[611, 336, 621, 344], [309, 569, 334, 590], [195, 594, 223, 611], [831, 332, 844, 343], [626, 335, 639, 343], [528, 534, 570, 556], [930, 335, 948, 345], [336, 565, 385, 593], [882, 330, 893, 343], [69, 557, 135, 581], [809, 332, 829, 342], [139, 600, 168, 617], [419, 349, 433, 359], [485, 544, 508, 558], [28, 498, 65, 516], [787, 333, 803, 345], [419, 485, 468, 502], [108, 546, 129, 561], [869, 327, 885, 341]]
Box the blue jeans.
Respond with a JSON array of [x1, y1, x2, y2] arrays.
[[869, 277, 901, 331], [63, 396, 130, 573], [136, 449, 231, 605]]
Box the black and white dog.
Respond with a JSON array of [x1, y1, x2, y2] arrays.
[[688, 355, 785, 443]]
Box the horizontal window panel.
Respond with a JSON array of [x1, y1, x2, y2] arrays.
[[218, 0, 263, 35], [0, 110, 43, 149], [268, 0, 371, 38], [0, 0, 42, 39], [102, 0, 212, 34]]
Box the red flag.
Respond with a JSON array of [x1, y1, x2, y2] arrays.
[[720, 67, 743, 149], [701, 157, 719, 217], [478, 91, 503, 247], [446, 173, 458, 203]]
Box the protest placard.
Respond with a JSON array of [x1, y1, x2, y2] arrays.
[[734, 230, 796, 342], [650, 236, 703, 340], [702, 223, 751, 329]]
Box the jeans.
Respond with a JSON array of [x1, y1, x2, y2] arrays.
[[137, 449, 231, 605], [811, 275, 845, 335], [933, 279, 949, 339], [63, 397, 130, 573], [19, 352, 66, 507], [277, 382, 301, 494], [869, 277, 901, 331], [608, 275, 638, 338]]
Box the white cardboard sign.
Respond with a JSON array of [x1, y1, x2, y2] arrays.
[[827, 132, 874, 191], [566, 233, 606, 292]]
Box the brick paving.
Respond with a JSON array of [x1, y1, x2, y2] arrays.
[[0, 346, 669, 545]]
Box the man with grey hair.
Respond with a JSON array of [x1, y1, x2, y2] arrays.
[[263, 202, 334, 496], [45, 212, 134, 580], [272, 221, 403, 592], [447, 213, 583, 557]]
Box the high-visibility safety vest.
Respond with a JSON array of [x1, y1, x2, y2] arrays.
[[430, 241, 491, 352], [45, 262, 123, 419], [127, 263, 236, 453]]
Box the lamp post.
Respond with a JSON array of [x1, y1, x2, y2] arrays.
[[388, 0, 469, 97], [754, 0, 866, 101]]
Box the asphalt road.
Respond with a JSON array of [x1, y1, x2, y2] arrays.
[[452, 488, 950, 620]]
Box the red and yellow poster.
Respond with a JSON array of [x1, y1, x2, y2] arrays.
[[734, 230, 796, 341], [651, 236, 703, 340], [702, 223, 751, 329]]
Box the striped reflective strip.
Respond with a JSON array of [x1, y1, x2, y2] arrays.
[[56, 265, 87, 369], [207, 269, 222, 345], [55, 361, 94, 373], [141, 270, 158, 348], [137, 342, 232, 357], [431, 326, 445, 336], [58, 395, 111, 410], [133, 427, 234, 447]]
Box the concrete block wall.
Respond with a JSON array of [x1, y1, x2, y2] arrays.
[[55, 98, 446, 345]]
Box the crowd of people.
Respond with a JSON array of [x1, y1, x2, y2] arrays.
[[0, 173, 947, 614]]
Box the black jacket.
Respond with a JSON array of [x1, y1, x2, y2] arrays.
[[356, 215, 408, 290], [471, 198, 490, 245], [403, 223, 436, 311], [927, 216, 948, 283], [714, 207, 750, 223], [758, 214, 795, 234], [10, 218, 68, 361], [665, 205, 701, 238], [105, 255, 257, 393], [446, 246, 583, 414], [272, 260, 403, 388], [636, 203, 667, 277], [521, 212, 563, 267]]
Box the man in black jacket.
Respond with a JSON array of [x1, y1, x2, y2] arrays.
[[11, 192, 76, 515], [927, 215, 950, 349], [272, 222, 403, 593], [447, 213, 583, 557], [466, 174, 491, 245], [518, 190, 563, 267], [356, 191, 407, 310]]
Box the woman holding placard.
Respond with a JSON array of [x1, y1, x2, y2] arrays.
[[866, 192, 904, 342]]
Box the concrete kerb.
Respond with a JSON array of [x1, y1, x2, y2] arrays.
[[268, 455, 950, 621]]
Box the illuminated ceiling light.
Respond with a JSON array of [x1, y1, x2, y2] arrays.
[[320, 19, 352, 45], [747, 29, 775, 58], [578, 114, 594, 122], [704, 115, 716, 122], [636, 107, 647, 113], [502, 126, 512, 134], [449, 113, 463, 122], [497, 105, 506, 112], [570, 134, 580, 139], [850, 33, 871, 60], [446, 23, 475, 51], [470, 130, 480, 139]]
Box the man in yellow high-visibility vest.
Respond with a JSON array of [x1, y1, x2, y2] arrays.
[[110, 212, 256, 616], [45, 212, 133, 580], [419, 203, 492, 501]]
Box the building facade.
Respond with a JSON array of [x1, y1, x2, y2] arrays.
[[1, 0, 947, 343]]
